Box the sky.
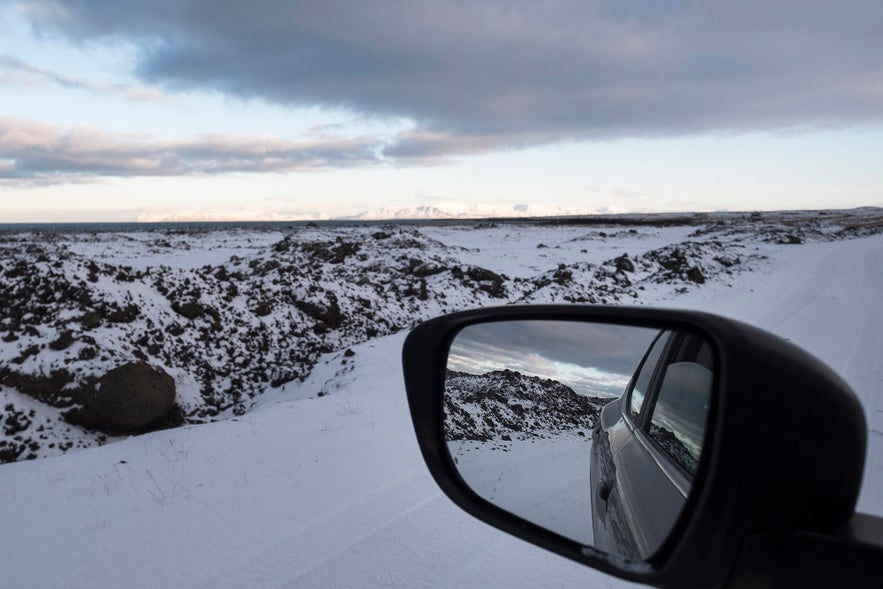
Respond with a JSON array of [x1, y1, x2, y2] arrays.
[[447, 321, 658, 397], [1, 1, 882, 222]]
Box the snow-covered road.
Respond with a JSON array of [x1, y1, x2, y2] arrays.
[[2, 230, 882, 588], [451, 435, 594, 546], [671, 235, 883, 514]]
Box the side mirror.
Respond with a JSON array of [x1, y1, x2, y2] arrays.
[[403, 305, 880, 588], [445, 320, 711, 560]]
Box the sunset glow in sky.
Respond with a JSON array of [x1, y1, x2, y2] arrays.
[[1, 1, 881, 222]]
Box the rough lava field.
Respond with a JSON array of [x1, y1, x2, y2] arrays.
[[1, 208, 882, 588]]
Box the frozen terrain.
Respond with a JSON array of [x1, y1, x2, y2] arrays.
[[443, 369, 608, 546], [452, 434, 595, 547], [0, 208, 882, 587]]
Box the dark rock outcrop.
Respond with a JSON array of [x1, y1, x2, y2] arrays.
[[444, 369, 612, 442], [85, 362, 176, 431]]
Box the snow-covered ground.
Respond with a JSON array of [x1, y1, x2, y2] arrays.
[[1, 210, 882, 588], [451, 434, 594, 546], [666, 234, 883, 515]]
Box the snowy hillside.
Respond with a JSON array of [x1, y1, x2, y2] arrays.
[[5, 209, 878, 463], [1, 208, 882, 588], [444, 369, 610, 442]]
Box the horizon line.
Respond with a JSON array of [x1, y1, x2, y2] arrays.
[[1, 205, 880, 228]]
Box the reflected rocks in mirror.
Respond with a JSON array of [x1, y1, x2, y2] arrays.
[[443, 320, 715, 562]]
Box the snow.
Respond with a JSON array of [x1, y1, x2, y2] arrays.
[[666, 235, 883, 514], [450, 434, 594, 546], [419, 224, 697, 278], [1, 210, 882, 588], [346, 203, 601, 221], [0, 332, 624, 588]]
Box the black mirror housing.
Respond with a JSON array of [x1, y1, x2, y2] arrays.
[[402, 305, 867, 588]]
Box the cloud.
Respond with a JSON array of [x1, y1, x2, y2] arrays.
[[11, 0, 883, 161], [447, 320, 660, 395], [0, 117, 383, 183], [0, 55, 170, 102]]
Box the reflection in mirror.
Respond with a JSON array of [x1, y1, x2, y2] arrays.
[[443, 320, 715, 562]]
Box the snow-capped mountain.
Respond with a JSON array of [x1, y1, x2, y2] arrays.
[[345, 203, 601, 220], [345, 205, 466, 220]]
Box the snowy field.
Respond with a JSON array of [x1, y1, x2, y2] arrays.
[[1, 210, 882, 588]]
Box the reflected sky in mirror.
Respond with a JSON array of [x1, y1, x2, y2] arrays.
[[448, 321, 659, 397]]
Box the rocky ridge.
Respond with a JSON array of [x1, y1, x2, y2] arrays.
[[1, 209, 880, 463], [444, 368, 612, 442]]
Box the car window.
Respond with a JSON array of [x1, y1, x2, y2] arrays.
[[648, 337, 714, 476], [628, 331, 671, 421]]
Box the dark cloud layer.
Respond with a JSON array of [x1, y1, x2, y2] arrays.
[[13, 0, 883, 160], [448, 320, 659, 396]]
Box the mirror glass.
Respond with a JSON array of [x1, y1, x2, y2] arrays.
[[444, 320, 715, 561]]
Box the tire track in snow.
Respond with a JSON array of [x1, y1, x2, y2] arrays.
[[672, 234, 883, 517], [278, 489, 447, 588], [839, 245, 883, 514], [738, 243, 840, 329], [280, 491, 622, 589], [197, 466, 434, 588], [840, 247, 883, 410]]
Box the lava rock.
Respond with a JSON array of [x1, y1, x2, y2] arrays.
[[687, 266, 706, 284], [49, 330, 75, 351], [78, 310, 102, 329], [778, 234, 803, 245], [172, 301, 202, 320], [614, 253, 635, 273], [89, 362, 176, 430]]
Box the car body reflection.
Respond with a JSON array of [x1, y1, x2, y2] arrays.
[[590, 330, 714, 560]]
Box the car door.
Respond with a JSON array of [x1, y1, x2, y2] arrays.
[[595, 331, 714, 560]]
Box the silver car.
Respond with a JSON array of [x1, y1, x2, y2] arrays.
[[590, 329, 714, 560]]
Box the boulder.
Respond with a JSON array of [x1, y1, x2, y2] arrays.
[[172, 300, 202, 320], [49, 330, 75, 351], [90, 362, 176, 430], [614, 253, 635, 273], [687, 266, 706, 284]]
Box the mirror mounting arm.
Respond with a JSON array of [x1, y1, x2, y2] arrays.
[[723, 513, 883, 589]]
